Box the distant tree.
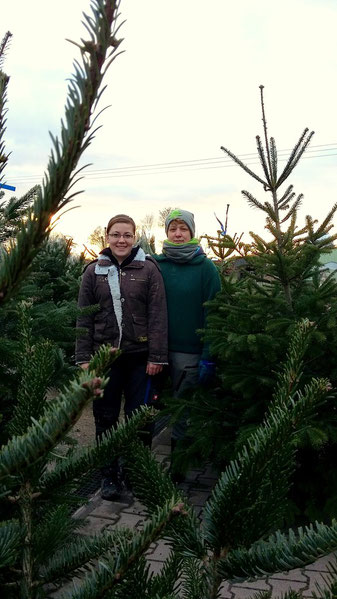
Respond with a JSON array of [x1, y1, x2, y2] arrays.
[[0, 186, 40, 243], [158, 206, 175, 228], [135, 213, 155, 253], [87, 225, 106, 252], [140, 212, 154, 236]]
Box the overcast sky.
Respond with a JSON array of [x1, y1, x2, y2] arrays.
[[2, 0, 337, 250]]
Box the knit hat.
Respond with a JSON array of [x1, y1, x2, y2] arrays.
[[165, 209, 195, 237]]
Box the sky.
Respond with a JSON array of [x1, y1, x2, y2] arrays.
[[2, 0, 337, 252]]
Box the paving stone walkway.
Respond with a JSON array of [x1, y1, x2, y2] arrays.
[[73, 427, 336, 598]]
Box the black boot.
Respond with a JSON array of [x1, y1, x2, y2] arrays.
[[100, 476, 123, 501], [100, 462, 123, 501]]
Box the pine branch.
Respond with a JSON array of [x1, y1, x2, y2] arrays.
[[0, 186, 39, 243], [179, 557, 212, 599], [123, 440, 184, 513], [123, 440, 205, 559], [0, 519, 21, 569], [9, 337, 57, 436], [280, 195, 303, 223], [249, 232, 270, 251], [220, 145, 268, 188], [0, 32, 12, 69], [218, 520, 337, 581], [0, 1, 123, 303], [277, 128, 314, 188], [281, 211, 298, 246], [0, 52, 10, 178], [256, 135, 272, 188], [259, 86, 273, 187], [264, 218, 282, 243], [277, 185, 295, 209], [39, 528, 135, 584], [32, 504, 80, 569], [241, 191, 267, 212], [305, 214, 316, 238], [203, 321, 330, 553], [270, 319, 311, 406], [314, 202, 337, 239], [148, 552, 183, 598], [39, 408, 152, 494], [87, 342, 121, 376], [61, 499, 188, 599], [264, 201, 277, 222], [0, 370, 106, 483], [270, 137, 278, 186]]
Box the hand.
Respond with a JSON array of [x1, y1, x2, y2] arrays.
[[80, 362, 90, 370], [146, 362, 163, 376]]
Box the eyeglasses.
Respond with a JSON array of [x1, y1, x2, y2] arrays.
[[108, 232, 134, 240]]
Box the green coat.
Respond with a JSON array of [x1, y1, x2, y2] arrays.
[[154, 252, 221, 358]]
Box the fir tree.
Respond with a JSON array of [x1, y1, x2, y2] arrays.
[[4, 318, 337, 597], [0, 235, 85, 446], [0, 186, 39, 244], [169, 86, 337, 523], [2, 12, 337, 598], [0, 3, 176, 596], [87, 226, 106, 253], [19, 235, 85, 361]]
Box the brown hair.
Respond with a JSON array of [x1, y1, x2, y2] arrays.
[[168, 218, 187, 227], [106, 214, 136, 235]]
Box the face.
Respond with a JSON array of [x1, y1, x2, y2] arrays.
[[107, 222, 135, 263], [167, 219, 192, 243]]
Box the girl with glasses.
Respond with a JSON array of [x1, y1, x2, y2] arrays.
[[76, 214, 168, 500]]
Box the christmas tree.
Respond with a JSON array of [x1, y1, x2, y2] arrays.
[[170, 85, 337, 524], [0, 3, 172, 596], [2, 9, 337, 598]]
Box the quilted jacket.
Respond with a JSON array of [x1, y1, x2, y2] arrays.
[[75, 246, 168, 364]]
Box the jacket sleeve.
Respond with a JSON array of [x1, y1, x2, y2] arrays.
[[201, 259, 221, 360], [75, 266, 97, 364], [146, 262, 168, 364]]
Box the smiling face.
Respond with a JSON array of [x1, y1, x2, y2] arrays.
[[167, 219, 192, 244], [107, 221, 135, 263]]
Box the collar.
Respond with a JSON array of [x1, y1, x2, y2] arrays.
[[99, 245, 145, 268]]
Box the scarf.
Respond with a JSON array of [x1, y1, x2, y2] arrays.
[[162, 238, 202, 263], [94, 246, 146, 347]]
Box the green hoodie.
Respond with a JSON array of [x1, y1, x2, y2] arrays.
[[154, 252, 221, 358]]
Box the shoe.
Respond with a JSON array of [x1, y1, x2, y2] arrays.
[[100, 477, 123, 501]]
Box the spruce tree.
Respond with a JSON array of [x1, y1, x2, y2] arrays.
[[169, 86, 337, 523], [0, 235, 86, 447], [0, 3, 179, 596], [3, 10, 337, 598]]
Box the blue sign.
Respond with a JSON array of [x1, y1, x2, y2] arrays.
[[0, 183, 16, 191]]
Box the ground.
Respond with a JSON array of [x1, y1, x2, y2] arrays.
[[71, 402, 95, 446]]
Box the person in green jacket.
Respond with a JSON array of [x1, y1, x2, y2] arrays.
[[155, 209, 221, 469]]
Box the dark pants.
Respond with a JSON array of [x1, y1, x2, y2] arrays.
[[169, 351, 201, 441], [93, 352, 153, 478]]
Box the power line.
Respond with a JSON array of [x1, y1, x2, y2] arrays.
[[7, 142, 337, 184]]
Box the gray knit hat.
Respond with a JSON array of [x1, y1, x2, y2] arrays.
[[165, 209, 195, 237]]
